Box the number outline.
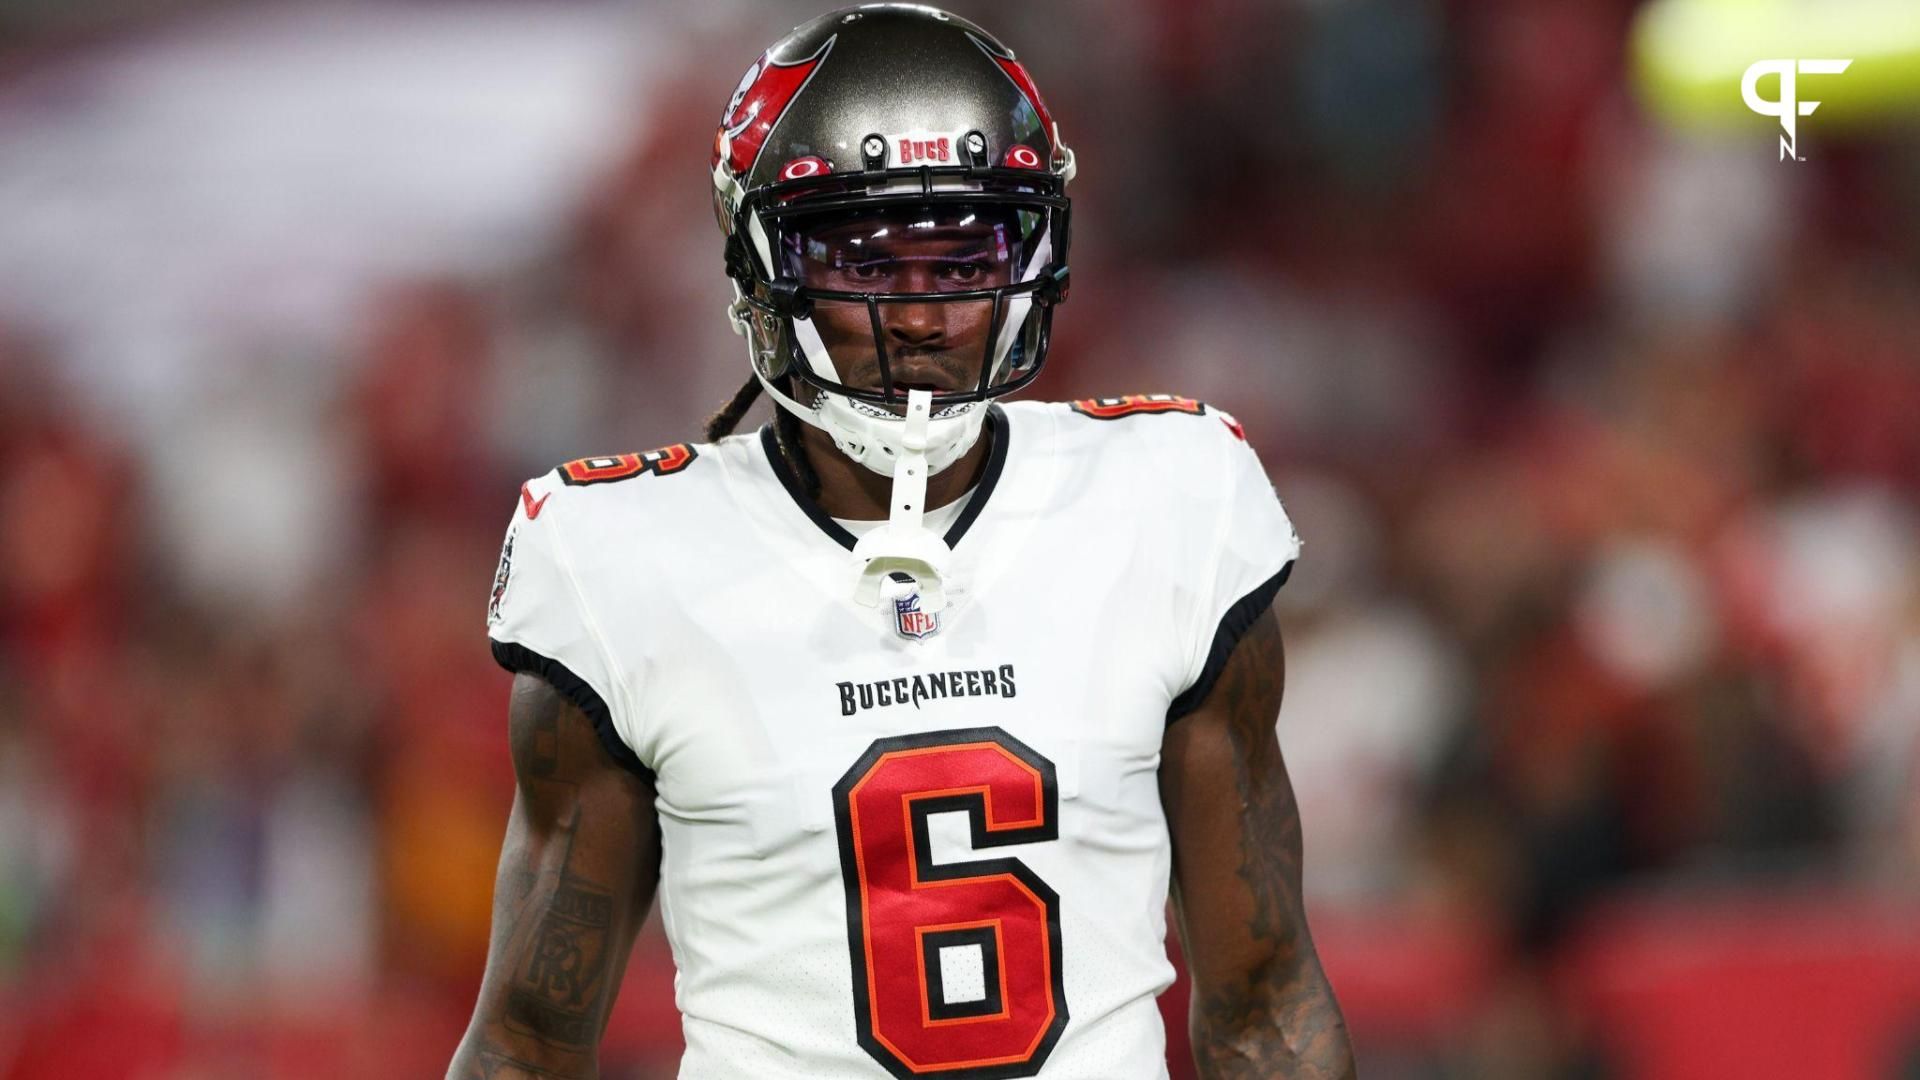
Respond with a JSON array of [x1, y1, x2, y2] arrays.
[[1068, 394, 1206, 420], [832, 727, 1070, 1079], [558, 443, 698, 486]]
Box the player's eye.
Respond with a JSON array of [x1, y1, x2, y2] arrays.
[[936, 258, 991, 287], [839, 260, 888, 281]]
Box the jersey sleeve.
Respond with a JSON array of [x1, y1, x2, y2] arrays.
[[485, 474, 651, 777], [1166, 419, 1301, 722]]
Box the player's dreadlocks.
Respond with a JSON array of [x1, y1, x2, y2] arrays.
[[702, 373, 823, 499], [702, 374, 762, 443], [773, 403, 823, 501]]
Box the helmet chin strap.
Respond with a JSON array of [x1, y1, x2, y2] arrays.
[[752, 369, 984, 478], [748, 375, 960, 612], [849, 389, 953, 613]]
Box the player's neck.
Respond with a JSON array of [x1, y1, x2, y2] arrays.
[[797, 419, 993, 522]]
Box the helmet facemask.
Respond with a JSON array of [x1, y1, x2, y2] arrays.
[[728, 166, 1069, 477]]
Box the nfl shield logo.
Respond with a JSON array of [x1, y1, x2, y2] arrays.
[[893, 591, 940, 641]]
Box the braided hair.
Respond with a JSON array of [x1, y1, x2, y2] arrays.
[[702, 373, 822, 499], [702, 373, 762, 442]]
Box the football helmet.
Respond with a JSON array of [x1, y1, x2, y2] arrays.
[[712, 3, 1074, 479]]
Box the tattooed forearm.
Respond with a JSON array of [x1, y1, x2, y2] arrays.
[[504, 869, 616, 1049], [447, 674, 661, 1080], [453, 807, 615, 1076], [1218, 614, 1295, 949], [1166, 610, 1355, 1080]]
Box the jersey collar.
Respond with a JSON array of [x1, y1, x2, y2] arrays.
[[759, 403, 1010, 553]]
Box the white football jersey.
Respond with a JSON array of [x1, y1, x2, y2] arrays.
[[486, 396, 1299, 1079]]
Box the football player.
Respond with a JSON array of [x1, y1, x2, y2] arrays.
[[450, 5, 1353, 1078]]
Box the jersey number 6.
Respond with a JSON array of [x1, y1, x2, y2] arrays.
[[832, 727, 1069, 1079]]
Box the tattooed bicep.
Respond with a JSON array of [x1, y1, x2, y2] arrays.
[[508, 675, 568, 784], [1215, 608, 1285, 765], [505, 674, 647, 818]]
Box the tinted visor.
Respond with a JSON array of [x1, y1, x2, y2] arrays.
[[777, 204, 1044, 296]]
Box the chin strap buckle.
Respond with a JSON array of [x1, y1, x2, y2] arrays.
[[852, 389, 954, 614]]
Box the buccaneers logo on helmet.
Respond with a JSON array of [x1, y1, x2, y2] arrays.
[[712, 38, 835, 179]]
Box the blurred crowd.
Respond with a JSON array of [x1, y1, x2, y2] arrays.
[[2, 1, 1918, 1078]]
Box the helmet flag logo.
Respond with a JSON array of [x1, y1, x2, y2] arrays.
[[713, 37, 835, 178], [967, 33, 1057, 141]]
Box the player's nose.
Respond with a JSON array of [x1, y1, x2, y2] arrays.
[[884, 302, 946, 350]]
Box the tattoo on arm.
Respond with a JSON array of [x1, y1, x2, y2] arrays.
[[1168, 609, 1356, 1080], [503, 828, 617, 1050], [521, 686, 562, 779], [464, 1049, 572, 1079], [448, 674, 661, 1079]]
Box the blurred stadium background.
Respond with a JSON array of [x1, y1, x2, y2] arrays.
[[1, 0, 1917, 1076]]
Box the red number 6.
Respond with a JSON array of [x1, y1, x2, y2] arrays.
[[832, 727, 1069, 1078]]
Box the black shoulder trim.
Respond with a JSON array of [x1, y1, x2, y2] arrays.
[[942, 403, 1007, 547], [1165, 561, 1294, 725], [490, 638, 653, 780], [761, 424, 859, 550]]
